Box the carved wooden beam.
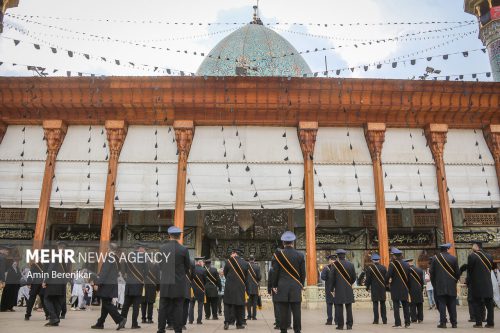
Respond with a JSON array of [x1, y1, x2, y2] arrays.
[[483, 124, 500, 190]]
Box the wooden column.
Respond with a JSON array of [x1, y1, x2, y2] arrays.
[[425, 124, 456, 255], [99, 120, 127, 257], [0, 121, 6, 144], [173, 120, 194, 243], [33, 120, 67, 250], [364, 123, 390, 267], [483, 124, 500, 190], [298, 121, 318, 286]]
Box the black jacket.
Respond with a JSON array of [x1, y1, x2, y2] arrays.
[[385, 259, 411, 301], [204, 265, 221, 298], [408, 266, 424, 303], [246, 262, 261, 296], [223, 255, 249, 306], [267, 266, 278, 302], [43, 260, 68, 296], [96, 252, 120, 299], [467, 250, 494, 299], [143, 262, 159, 303], [159, 240, 191, 299], [192, 265, 206, 300], [429, 252, 459, 297], [271, 247, 305, 303], [0, 255, 5, 282], [365, 263, 387, 302], [122, 251, 146, 296], [321, 264, 334, 303], [327, 259, 356, 305]]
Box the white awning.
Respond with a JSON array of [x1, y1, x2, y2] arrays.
[[314, 127, 375, 209], [444, 129, 500, 208], [382, 128, 439, 209], [0, 125, 46, 208], [186, 126, 304, 210]]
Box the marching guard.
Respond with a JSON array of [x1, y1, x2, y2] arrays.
[[204, 258, 222, 320], [327, 249, 356, 330], [43, 241, 69, 327], [405, 258, 424, 323], [385, 247, 411, 328], [246, 255, 261, 320], [25, 257, 48, 321], [430, 243, 460, 328], [365, 253, 387, 325], [467, 240, 495, 328], [157, 226, 191, 333], [189, 257, 206, 324], [223, 249, 249, 330], [271, 231, 305, 333], [141, 261, 159, 324], [321, 254, 337, 325]]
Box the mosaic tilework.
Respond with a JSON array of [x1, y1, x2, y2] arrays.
[[487, 38, 500, 82], [197, 23, 311, 77]]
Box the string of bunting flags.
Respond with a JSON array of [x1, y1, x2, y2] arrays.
[[5, 13, 475, 26]]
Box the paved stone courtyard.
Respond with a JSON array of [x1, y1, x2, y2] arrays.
[[0, 306, 495, 332]]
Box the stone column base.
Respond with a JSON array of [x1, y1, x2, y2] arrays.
[[303, 285, 321, 309]]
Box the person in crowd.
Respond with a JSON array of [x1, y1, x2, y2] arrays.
[[424, 267, 435, 310], [223, 249, 249, 330], [467, 240, 494, 328], [365, 253, 387, 325], [246, 255, 261, 320], [406, 258, 424, 323], [17, 265, 30, 307], [0, 260, 21, 312], [189, 256, 206, 324], [327, 249, 356, 330], [116, 271, 125, 310], [43, 242, 69, 327], [271, 231, 305, 333], [141, 262, 159, 324], [385, 247, 411, 328], [25, 257, 48, 320], [321, 254, 337, 326], [218, 269, 225, 317], [204, 258, 221, 320]]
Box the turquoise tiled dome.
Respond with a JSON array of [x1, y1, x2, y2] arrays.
[[197, 23, 311, 77]]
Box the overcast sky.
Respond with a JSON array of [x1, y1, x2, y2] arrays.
[[0, 0, 492, 81]]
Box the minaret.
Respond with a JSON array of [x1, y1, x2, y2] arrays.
[[464, 0, 500, 81], [0, 0, 20, 33]]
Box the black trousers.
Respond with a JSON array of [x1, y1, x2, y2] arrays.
[[204, 296, 219, 319], [60, 293, 67, 317], [326, 302, 333, 323], [26, 284, 48, 317], [224, 303, 244, 326], [44, 295, 63, 324], [246, 294, 258, 319], [97, 297, 123, 326], [410, 302, 423, 322], [217, 295, 223, 314], [121, 295, 142, 326], [335, 303, 353, 328], [472, 297, 494, 326], [436, 295, 457, 325], [158, 297, 184, 333], [393, 300, 410, 326], [182, 299, 190, 325], [372, 300, 387, 323], [279, 302, 300, 333], [189, 297, 204, 323], [141, 301, 154, 321]]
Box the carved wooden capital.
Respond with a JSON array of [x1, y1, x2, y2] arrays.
[[364, 123, 386, 162], [42, 120, 67, 158], [425, 124, 448, 162], [298, 121, 318, 160], [105, 120, 128, 159], [174, 120, 194, 158], [0, 121, 6, 144], [484, 124, 500, 164]]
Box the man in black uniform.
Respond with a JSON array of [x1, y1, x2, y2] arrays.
[[320, 254, 336, 325], [467, 240, 494, 328], [25, 258, 48, 320], [430, 243, 460, 328], [246, 255, 261, 320], [365, 253, 387, 325], [204, 259, 221, 320], [271, 231, 305, 333], [157, 226, 191, 333], [189, 256, 206, 324], [223, 249, 249, 330], [405, 258, 424, 323], [91, 243, 126, 330], [43, 242, 68, 327], [141, 261, 159, 324], [121, 243, 146, 329], [385, 247, 411, 328], [327, 249, 356, 330]]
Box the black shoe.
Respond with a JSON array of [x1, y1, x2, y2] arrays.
[[188, 321, 193, 325], [326, 321, 333, 325], [236, 325, 245, 329], [182, 326, 187, 330], [24, 315, 30, 321], [347, 326, 352, 330], [60, 315, 65, 319], [473, 325, 483, 328], [117, 318, 127, 331], [91, 324, 104, 329], [166, 325, 174, 330], [437, 324, 447, 328], [373, 321, 379, 325], [224, 323, 229, 330], [392, 325, 402, 328], [383, 321, 388, 325], [251, 317, 257, 320], [411, 320, 417, 323], [131, 325, 141, 329], [274, 325, 280, 330], [196, 321, 202, 325], [405, 324, 410, 328], [213, 317, 219, 320], [484, 325, 494, 329], [147, 320, 154, 324], [247, 316, 251, 320], [142, 319, 147, 323], [452, 324, 457, 328], [45, 322, 60, 327], [418, 320, 423, 324], [336, 326, 343, 330]]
